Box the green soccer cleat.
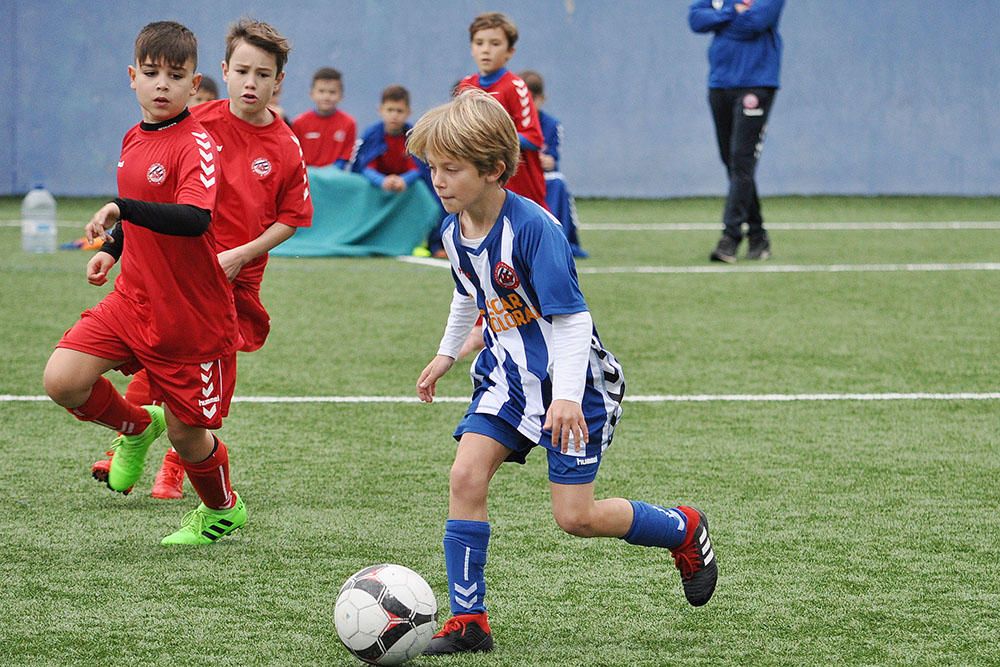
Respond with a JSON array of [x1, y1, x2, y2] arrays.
[[161, 494, 246, 545], [106, 405, 166, 494]]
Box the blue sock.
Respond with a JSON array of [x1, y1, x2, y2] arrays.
[[443, 519, 490, 616], [621, 501, 689, 549]]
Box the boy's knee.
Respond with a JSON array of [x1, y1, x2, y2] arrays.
[[449, 461, 488, 500], [165, 420, 206, 453], [42, 365, 81, 406], [553, 507, 596, 538]]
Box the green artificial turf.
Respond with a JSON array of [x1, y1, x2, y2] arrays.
[[0, 195, 997, 666]]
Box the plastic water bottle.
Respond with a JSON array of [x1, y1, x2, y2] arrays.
[[21, 185, 58, 254]]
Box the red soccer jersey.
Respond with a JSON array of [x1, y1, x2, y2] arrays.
[[114, 114, 239, 363], [368, 133, 418, 175], [460, 70, 547, 208], [193, 99, 313, 285], [291, 108, 357, 167]]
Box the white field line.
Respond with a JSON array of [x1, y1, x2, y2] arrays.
[[0, 220, 92, 228], [2, 219, 998, 231], [577, 262, 1000, 275], [3, 392, 999, 404], [399, 256, 452, 268], [578, 221, 1000, 231], [397, 256, 1000, 274]]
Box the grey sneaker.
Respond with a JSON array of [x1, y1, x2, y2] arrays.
[[746, 234, 772, 260], [709, 235, 739, 263]]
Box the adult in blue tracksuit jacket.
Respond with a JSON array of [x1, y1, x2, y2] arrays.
[[689, 0, 784, 263]]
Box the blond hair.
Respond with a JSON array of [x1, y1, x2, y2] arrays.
[[407, 88, 520, 186]]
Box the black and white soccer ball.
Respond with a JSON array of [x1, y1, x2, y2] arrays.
[[334, 563, 438, 665]]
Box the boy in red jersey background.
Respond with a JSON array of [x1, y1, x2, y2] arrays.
[[458, 12, 547, 209], [90, 18, 313, 500], [192, 75, 219, 106], [292, 67, 357, 168], [354, 85, 421, 192], [43, 21, 246, 545]]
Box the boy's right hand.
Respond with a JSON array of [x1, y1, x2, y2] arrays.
[[416, 355, 455, 403], [86, 252, 116, 286], [85, 202, 121, 245]]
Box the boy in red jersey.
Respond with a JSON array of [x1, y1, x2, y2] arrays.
[[43, 21, 246, 545], [458, 12, 547, 209], [291, 68, 357, 168], [355, 85, 421, 192], [90, 18, 312, 500]]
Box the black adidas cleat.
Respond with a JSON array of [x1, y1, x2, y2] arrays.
[[423, 613, 494, 655], [670, 507, 718, 607]]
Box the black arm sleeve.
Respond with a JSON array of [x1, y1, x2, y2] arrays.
[[114, 198, 211, 236], [98, 222, 125, 260]]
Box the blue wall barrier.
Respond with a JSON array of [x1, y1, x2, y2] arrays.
[[3, 1, 998, 197]]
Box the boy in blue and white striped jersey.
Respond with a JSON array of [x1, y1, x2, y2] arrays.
[[409, 88, 719, 656]]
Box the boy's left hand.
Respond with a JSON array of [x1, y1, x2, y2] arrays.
[[544, 399, 588, 454], [86, 252, 116, 286]]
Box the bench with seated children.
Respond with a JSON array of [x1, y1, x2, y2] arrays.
[[273, 83, 439, 257]]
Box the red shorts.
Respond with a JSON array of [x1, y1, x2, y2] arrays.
[[233, 280, 270, 353], [57, 299, 236, 429]]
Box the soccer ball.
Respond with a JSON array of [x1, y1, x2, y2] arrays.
[[334, 563, 438, 665]]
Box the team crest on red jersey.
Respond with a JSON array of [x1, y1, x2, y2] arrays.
[[251, 157, 272, 177], [146, 163, 166, 185], [493, 261, 520, 289]]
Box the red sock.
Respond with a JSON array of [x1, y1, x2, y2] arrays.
[[67, 376, 151, 435], [677, 506, 703, 546], [182, 437, 235, 510], [124, 369, 154, 406]]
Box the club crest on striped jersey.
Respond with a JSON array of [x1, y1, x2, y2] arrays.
[[251, 157, 272, 177], [146, 163, 167, 185], [493, 261, 520, 289]]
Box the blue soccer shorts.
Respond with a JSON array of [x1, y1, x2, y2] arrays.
[[454, 412, 607, 484]]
